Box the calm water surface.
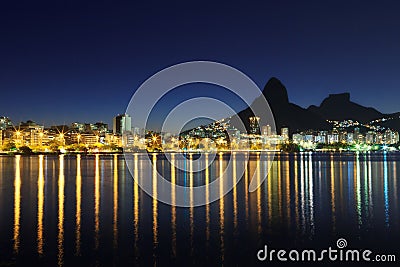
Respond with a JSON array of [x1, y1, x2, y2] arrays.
[[0, 152, 399, 266]]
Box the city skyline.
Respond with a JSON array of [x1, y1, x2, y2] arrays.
[[1, 112, 399, 154], [1, 1, 400, 126]]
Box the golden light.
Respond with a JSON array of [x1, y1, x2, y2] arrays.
[[37, 155, 44, 255], [57, 155, 65, 266], [13, 155, 21, 254]]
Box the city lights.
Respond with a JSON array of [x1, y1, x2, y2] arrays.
[[0, 114, 399, 154]]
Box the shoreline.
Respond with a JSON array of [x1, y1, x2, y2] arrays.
[[1, 150, 399, 156]]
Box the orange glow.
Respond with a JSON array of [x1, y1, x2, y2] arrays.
[[37, 155, 45, 256], [13, 155, 21, 255]]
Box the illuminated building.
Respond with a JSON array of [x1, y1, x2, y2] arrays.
[[292, 133, 303, 144], [281, 127, 289, 141], [14, 121, 45, 147], [262, 125, 272, 136], [249, 116, 260, 135], [327, 130, 339, 144], [304, 134, 314, 143], [70, 133, 81, 144], [13, 130, 25, 147], [354, 127, 360, 136], [0, 116, 12, 130], [316, 131, 328, 144], [366, 131, 375, 144], [357, 134, 365, 143], [71, 122, 85, 132], [122, 133, 135, 147], [394, 132, 400, 144], [385, 129, 392, 144], [84, 124, 95, 133], [339, 131, 347, 143], [384, 129, 398, 144], [346, 132, 354, 144], [80, 133, 99, 146], [105, 133, 122, 147], [376, 132, 383, 144], [113, 114, 132, 134]]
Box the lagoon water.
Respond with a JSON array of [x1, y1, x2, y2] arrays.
[[0, 152, 399, 266]]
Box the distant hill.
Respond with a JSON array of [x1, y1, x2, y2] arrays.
[[233, 77, 330, 133], [307, 92, 383, 123], [233, 77, 400, 133], [187, 77, 400, 134]]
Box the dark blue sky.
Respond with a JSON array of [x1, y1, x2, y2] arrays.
[[1, 0, 400, 126]]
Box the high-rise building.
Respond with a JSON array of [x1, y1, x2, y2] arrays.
[[328, 132, 339, 144], [376, 132, 383, 144], [0, 130, 2, 146], [393, 131, 400, 144], [354, 127, 360, 136], [339, 131, 347, 143], [249, 116, 260, 135], [281, 127, 289, 141], [347, 132, 354, 144], [317, 131, 328, 144], [384, 129, 391, 144], [366, 131, 375, 144], [262, 125, 272, 136], [113, 114, 132, 134]]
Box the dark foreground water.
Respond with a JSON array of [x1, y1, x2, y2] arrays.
[[0, 152, 399, 266]]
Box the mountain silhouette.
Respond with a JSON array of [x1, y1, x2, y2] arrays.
[[233, 77, 330, 133], [187, 77, 400, 135], [307, 93, 383, 123], [232, 77, 400, 133]]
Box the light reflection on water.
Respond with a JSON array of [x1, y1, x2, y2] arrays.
[[0, 152, 399, 266], [57, 155, 65, 267], [13, 155, 21, 255], [152, 154, 158, 266], [133, 153, 139, 259], [94, 154, 100, 251], [37, 155, 44, 256], [75, 154, 81, 256]]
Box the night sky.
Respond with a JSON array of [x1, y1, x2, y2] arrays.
[[1, 0, 400, 127]]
